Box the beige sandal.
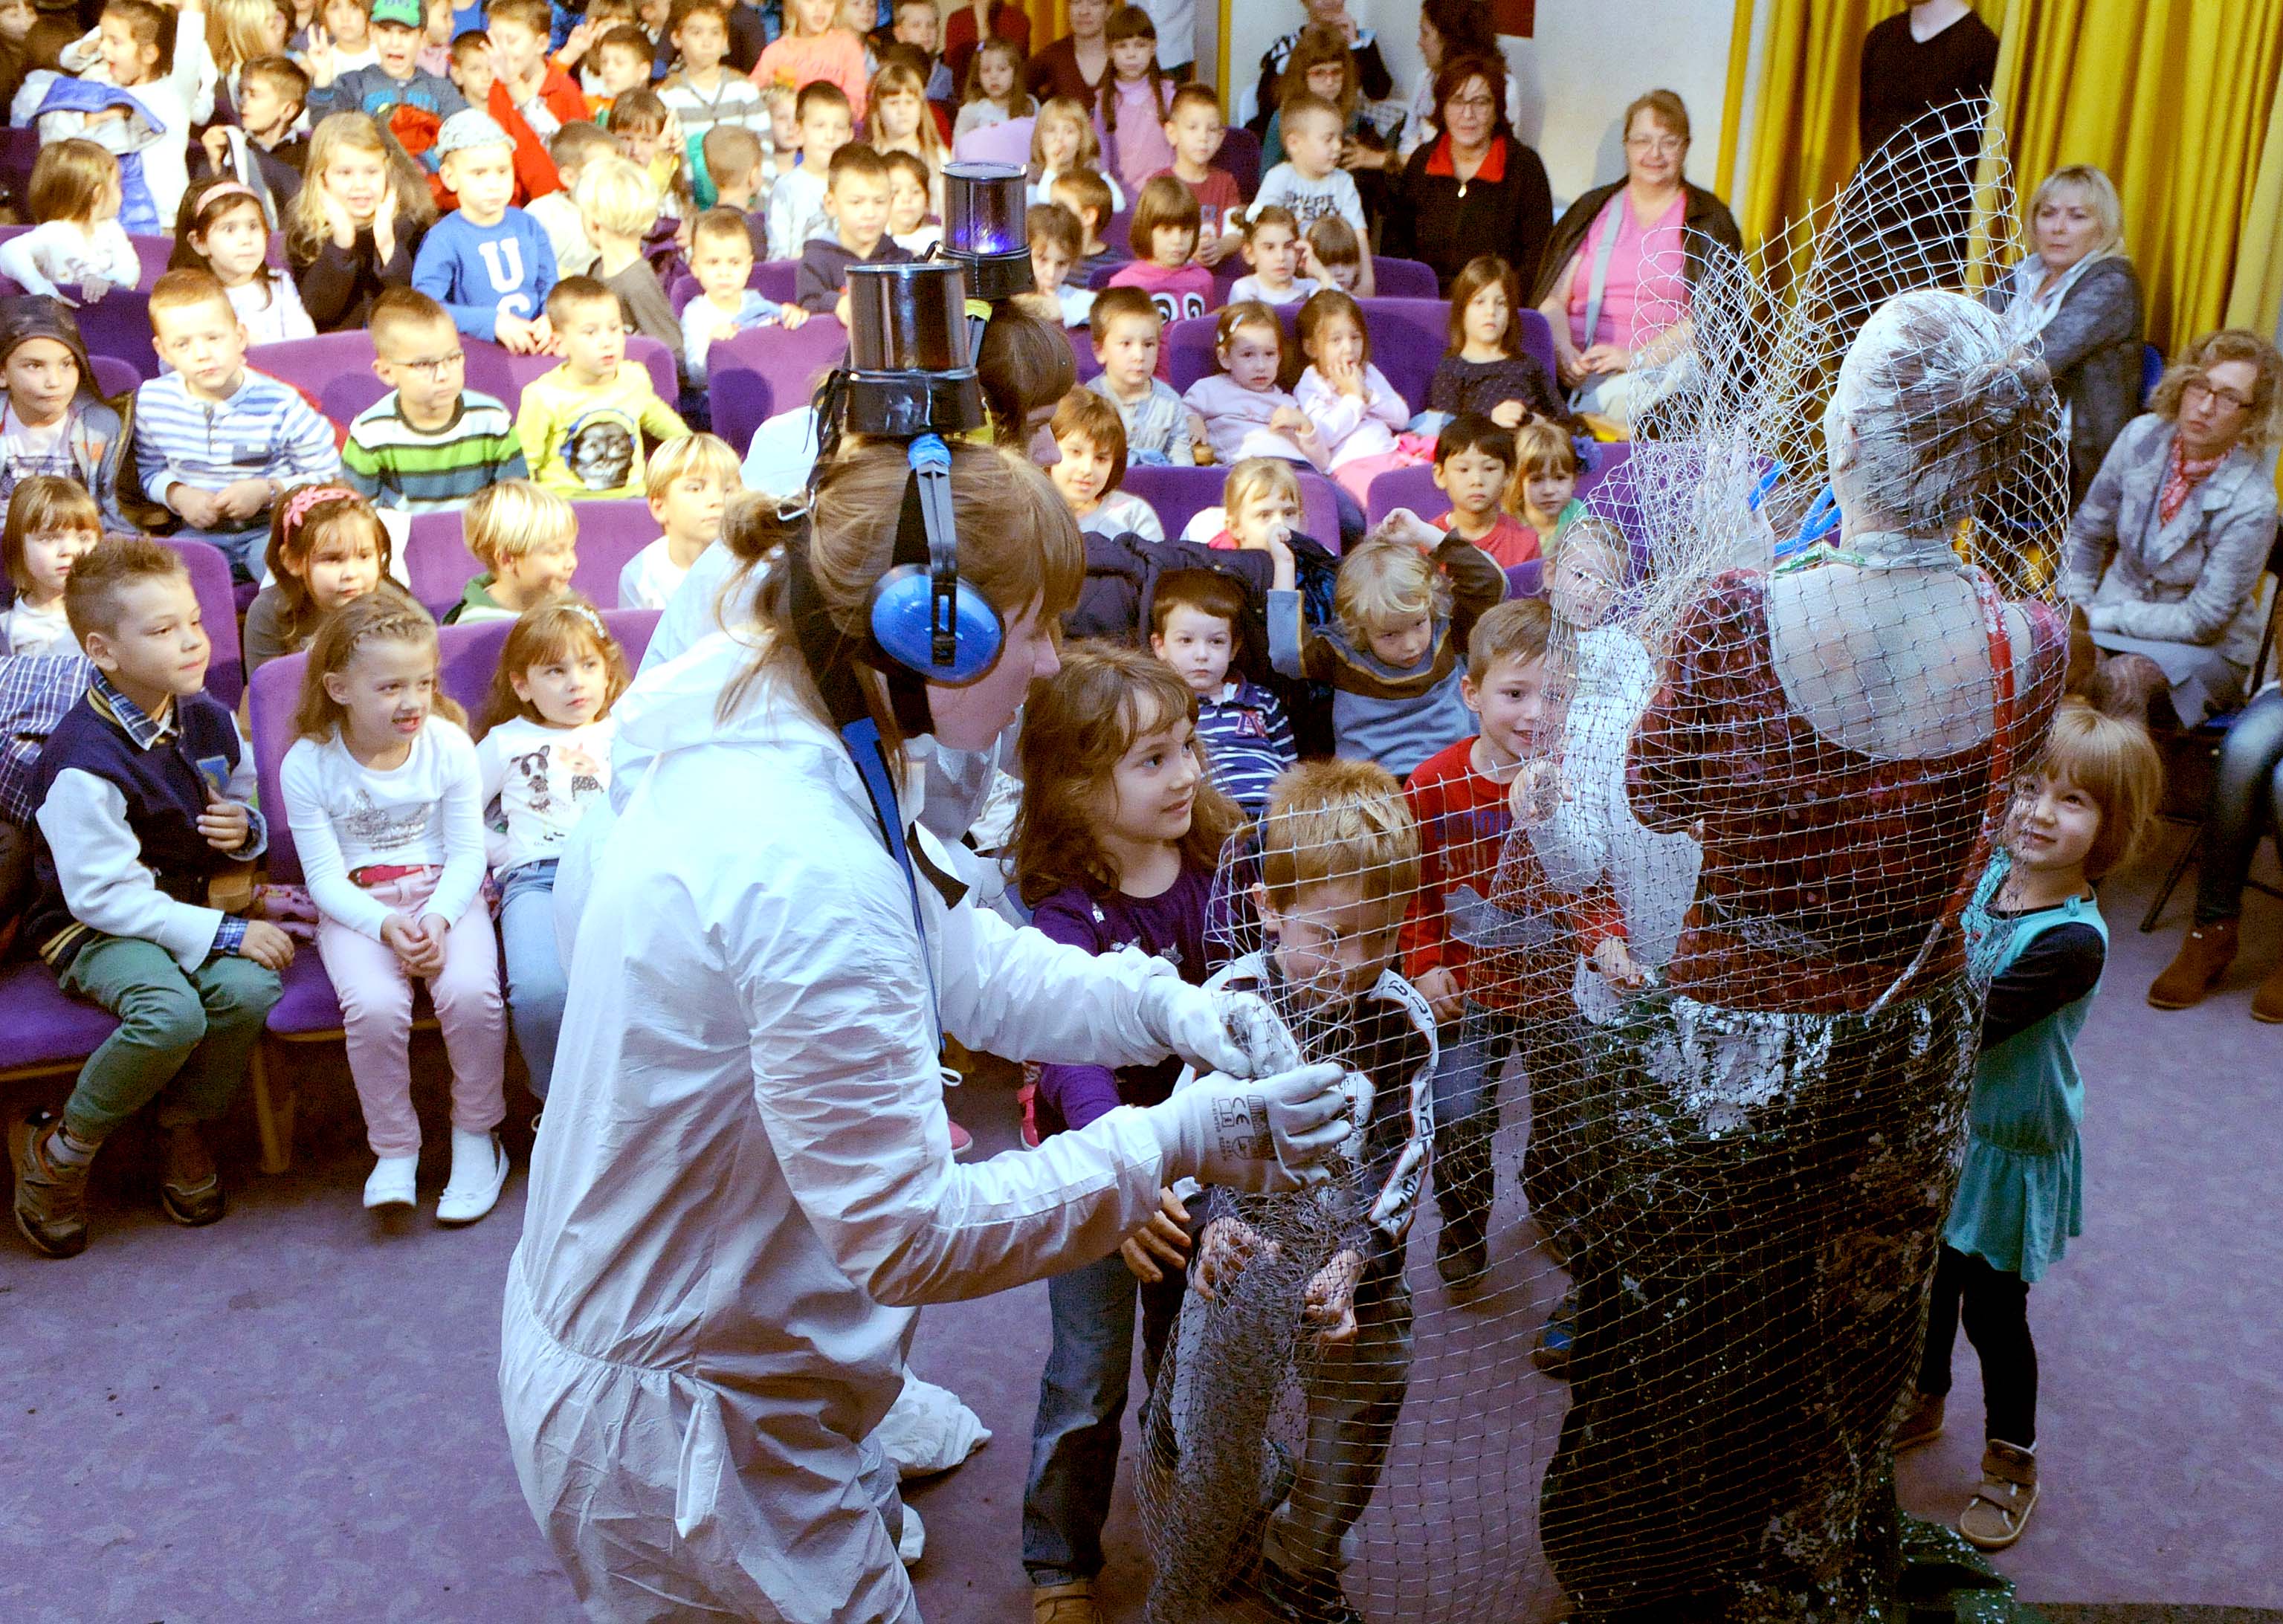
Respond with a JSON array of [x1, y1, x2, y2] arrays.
[[1958, 1440, 2039, 1550]]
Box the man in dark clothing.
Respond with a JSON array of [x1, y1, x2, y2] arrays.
[[1858, 0, 1999, 162]]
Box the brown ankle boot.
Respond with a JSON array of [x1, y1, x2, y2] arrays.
[[2253, 960, 2283, 1023], [2148, 919, 2238, 1009]]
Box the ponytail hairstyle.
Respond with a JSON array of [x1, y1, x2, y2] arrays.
[[1013, 641, 1241, 905], [1099, 4, 1171, 137], [291, 590, 462, 742], [262, 483, 393, 650], [478, 593, 630, 737]]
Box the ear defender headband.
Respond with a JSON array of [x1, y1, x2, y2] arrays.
[[865, 433, 1004, 686]]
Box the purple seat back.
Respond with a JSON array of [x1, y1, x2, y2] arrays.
[[246, 333, 680, 427], [128, 233, 175, 288], [1065, 328, 1102, 382], [1104, 210, 1131, 256], [1364, 463, 1443, 528], [1578, 442, 1653, 580], [48, 285, 155, 378], [708, 316, 849, 451], [1505, 557, 1543, 598], [401, 499, 656, 616], [952, 116, 1034, 166], [249, 608, 659, 886], [1214, 126, 1261, 198], [90, 354, 141, 401], [0, 126, 36, 198], [667, 259, 801, 316], [1, 960, 119, 1070], [1120, 464, 1340, 553], [157, 536, 246, 706], [1372, 257, 1439, 299], [1515, 308, 1557, 390]]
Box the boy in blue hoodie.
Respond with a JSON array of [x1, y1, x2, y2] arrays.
[[413, 109, 560, 352]]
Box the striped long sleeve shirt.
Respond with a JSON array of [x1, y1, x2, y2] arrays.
[[343, 389, 529, 514], [132, 370, 340, 508]]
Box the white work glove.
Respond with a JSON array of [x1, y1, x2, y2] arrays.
[[1136, 980, 1297, 1079], [1141, 1064, 1352, 1193]]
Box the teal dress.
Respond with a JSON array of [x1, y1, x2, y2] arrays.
[[1945, 858, 2108, 1282]]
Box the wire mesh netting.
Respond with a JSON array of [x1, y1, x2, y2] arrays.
[[1127, 105, 2074, 1623]]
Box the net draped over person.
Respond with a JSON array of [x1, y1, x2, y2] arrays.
[[1134, 104, 2076, 1624]]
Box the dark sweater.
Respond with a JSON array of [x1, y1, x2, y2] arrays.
[[1428, 352, 1567, 426], [1857, 7, 1998, 161], [1063, 531, 1276, 647], [1383, 133, 1554, 297], [1983, 255, 2146, 506], [294, 221, 427, 333], [795, 234, 915, 314]]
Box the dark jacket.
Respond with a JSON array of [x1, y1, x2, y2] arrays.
[[794, 235, 914, 314], [1382, 132, 1554, 297], [294, 221, 427, 333], [1982, 255, 2145, 507], [1064, 534, 1276, 650], [1530, 178, 1743, 308]]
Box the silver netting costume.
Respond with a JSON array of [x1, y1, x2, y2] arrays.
[[1131, 105, 2075, 1623]]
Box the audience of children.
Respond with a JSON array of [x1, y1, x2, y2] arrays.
[[1421, 413, 1534, 570], [1246, 92, 1372, 295], [751, 0, 866, 123], [866, 57, 943, 213], [656, 0, 765, 166], [883, 147, 937, 253], [1104, 172, 1209, 339], [0, 139, 141, 305], [575, 155, 685, 377], [1094, 3, 1171, 200], [1053, 165, 1120, 285], [305, 0, 465, 130], [1028, 94, 1122, 212], [700, 122, 775, 255], [22, 0, 215, 232]]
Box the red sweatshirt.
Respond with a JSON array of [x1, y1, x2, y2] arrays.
[[488, 69, 589, 202]]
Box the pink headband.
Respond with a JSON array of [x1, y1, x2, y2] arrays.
[[199, 180, 261, 213], [280, 482, 359, 537]]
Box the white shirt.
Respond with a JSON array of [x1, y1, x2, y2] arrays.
[[475, 714, 616, 874], [0, 219, 140, 303], [617, 537, 700, 611], [1227, 273, 1320, 308], [764, 166, 831, 260], [280, 716, 488, 939], [1078, 488, 1163, 541], [2, 595, 71, 659], [1244, 164, 1366, 237], [226, 273, 317, 347]]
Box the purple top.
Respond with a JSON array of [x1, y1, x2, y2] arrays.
[[1029, 864, 1214, 1135]]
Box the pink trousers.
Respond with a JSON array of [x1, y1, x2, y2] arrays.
[[316, 870, 506, 1157], [1333, 449, 1429, 507]]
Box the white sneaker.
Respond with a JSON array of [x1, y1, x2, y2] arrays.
[[436, 1130, 508, 1225], [363, 1154, 419, 1209]]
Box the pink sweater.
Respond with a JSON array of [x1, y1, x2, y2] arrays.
[[752, 30, 869, 120], [1097, 77, 1176, 199]]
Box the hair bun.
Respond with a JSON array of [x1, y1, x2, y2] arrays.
[[1964, 348, 2048, 444]]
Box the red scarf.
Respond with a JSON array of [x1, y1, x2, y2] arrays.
[[2158, 433, 2225, 525], [1424, 132, 1508, 186]]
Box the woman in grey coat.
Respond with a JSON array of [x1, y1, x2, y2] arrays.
[[2066, 327, 2283, 726], [1984, 165, 2145, 506]]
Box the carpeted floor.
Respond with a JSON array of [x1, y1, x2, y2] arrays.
[[1, 844, 2277, 1624]]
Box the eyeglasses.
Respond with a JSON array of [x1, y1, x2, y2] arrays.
[[2182, 378, 2256, 413], [1627, 135, 1684, 155], [1448, 94, 1496, 113], [395, 349, 465, 378]]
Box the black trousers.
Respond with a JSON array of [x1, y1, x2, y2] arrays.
[[2195, 685, 2283, 925], [1918, 1243, 2038, 1446]]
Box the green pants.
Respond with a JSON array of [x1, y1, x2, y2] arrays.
[[56, 934, 281, 1142]]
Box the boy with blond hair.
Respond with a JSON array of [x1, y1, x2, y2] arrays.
[[515, 276, 690, 499], [444, 479, 580, 623], [619, 432, 743, 609], [575, 155, 687, 380], [343, 288, 529, 514]]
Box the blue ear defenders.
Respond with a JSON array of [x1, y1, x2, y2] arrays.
[[865, 434, 1005, 685]]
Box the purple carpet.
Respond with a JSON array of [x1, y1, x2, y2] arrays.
[[2, 844, 2278, 1623]]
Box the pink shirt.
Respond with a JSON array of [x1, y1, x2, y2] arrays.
[[1097, 79, 1176, 199], [752, 30, 869, 120], [1566, 190, 1690, 353]]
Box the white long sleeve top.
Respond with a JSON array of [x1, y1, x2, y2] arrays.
[[280, 716, 488, 939], [0, 219, 141, 303], [1181, 372, 1318, 469], [474, 714, 615, 874], [1295, 362, 1410, 474]]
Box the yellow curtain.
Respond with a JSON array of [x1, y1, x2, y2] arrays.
[[2221, 87, 2283, 342]]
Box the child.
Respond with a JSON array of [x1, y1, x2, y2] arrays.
[[1028, 95, 1122, 211], [758, 80, 801, 198], [1508, 418, 1583, 557], [605, 86, 691, 227], [882, 148, 937, 254], [1181, 300, 1325, 472], [26, 0, 214, 232], [1011, 641, 1241, 1624], [701, 123, 775, 256], [241, 482, 391, 676], [1181, 758, 1436, 1624], [1303, 213, 1364, 294], [1900, 704, 2161, 1552], [585, 23, 655, 112], [531, 120, 617, 276], [445, 476, 578, 621], [314, 0, 378, 72], [1149, 569, 1294, 819], [515, 276, 689, 498], [0, 140, 139, 306], [0, 299, 130, 531], [137, 268, 342, 578], [198, 54, 313, 219], [750, 0, 866, 121], [1, 477, 99, 658], [1261, 25, 1363, 169], [1430, 413, 1537, 570], [1400, 598, 1581, 1295], [619, 430, 739, 606], [484, 0, 588, 151], [419, 0, 451, 73], [170, 177, 317, 347], [795, 143, 912, 321], [305, 0, 468, 132], [575, 155, 686, 378], [1427, 254, 1567, 432], [1294, 287, 1424, 505], [1268, 508, 1506, 776], [1025, 200, 1092, 329], [280, 591, 509, 1220], [1050, 166, 1121, 284], [1047, 387, 1159, 540], [11, 537, 288, 1258], [343, 285, 531, 514], [762, 79, 852, 257], [1227, 204, 1317, 308], [287, 111, 440, 331], [952, 34, 1026, 138], [1093, 3, 1171, 200], [1153, 82, 1240, 268], [474, 595, 625, 1098], [656, 0, 766, 164], [1105, 174, 1210, 342], [679, 207, 806, 385], [413, 109, 560, 351], [1247, 92, 1369, 277], [886, 0, 954, 102], [446, 27, 493, 107], [866, 58, 945, 218], [1086, 286, 1198, 467]]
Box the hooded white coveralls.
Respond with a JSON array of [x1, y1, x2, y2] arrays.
[[500, 633, 1182, 1623]]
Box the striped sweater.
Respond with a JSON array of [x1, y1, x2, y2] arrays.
[[343, 389, 529, 514], [132, 369, 340, 509]]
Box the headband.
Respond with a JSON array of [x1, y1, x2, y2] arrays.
[[280, 482, 360, 537], [198, 180, 261, 213]]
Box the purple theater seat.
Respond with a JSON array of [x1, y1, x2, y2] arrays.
[[1214, 125, 1261, 198], [0, 960, 118, 1076], [401, 499, 657, 616], [1515, 308, 1557, 391], [1372, 257, 1438, 299], [1085, 254, 1140, 291], [1505, 557, 1543, 598], [154, 536, 246, 707], [1065, 328, 1102, 383], [46, 285, 156, 378], [1104, 210, 1131, 256], [0, 126, 36, 198], [247, 333, 681, 429], [708, 316, 850, 452], [952, 116, 1034, 166], [1364, 463, 1443, 528], [1119, 464, 1340, 554], [127, 233, 175, 289], [89, 354, 141, 400], [666, 259, 801, 317], [1576, 440, 1630, 503]]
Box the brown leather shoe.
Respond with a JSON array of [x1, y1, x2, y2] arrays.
[[11, 1110, 92, 1258], [158, 1123, 225, 1226], [1892, 1391, 1945, 1450], [1033, 1579, 1102, 1624], [2148, 919, 2238, 1009], [1959, 1440, 2039, 1550], [2253, 960, 2283, 1023]]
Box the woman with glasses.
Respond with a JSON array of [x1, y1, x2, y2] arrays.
[[1378, 53, 1551, 297], [1528, 88, 1740, 428], [2064, 327, 2282, 731]]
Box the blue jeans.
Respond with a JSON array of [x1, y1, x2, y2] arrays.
[[175, 520, 268, 583], [498, 859, 566, 1099], [1432, 999, 1586, 1252], [1021, 1246, 1187, 1586]]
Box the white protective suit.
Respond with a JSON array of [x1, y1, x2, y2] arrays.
[[501, 633, 1192, 1624]]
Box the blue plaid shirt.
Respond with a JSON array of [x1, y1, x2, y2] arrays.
[[0, 653, 91, 826]]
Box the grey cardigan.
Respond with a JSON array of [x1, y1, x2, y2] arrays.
[[1984, 256, 2145, 505], [2064, 413, 2280, 676]]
